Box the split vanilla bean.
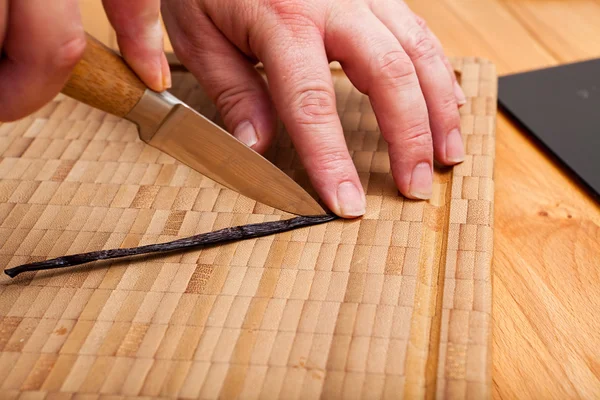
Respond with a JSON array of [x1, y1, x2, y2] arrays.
[[4, 214, 338, 278]]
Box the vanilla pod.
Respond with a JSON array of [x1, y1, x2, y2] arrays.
[[4, 214, 338, 278]]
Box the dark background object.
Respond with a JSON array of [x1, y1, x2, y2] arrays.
[[498, 58, 600, 202]]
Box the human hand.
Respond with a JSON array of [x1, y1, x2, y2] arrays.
[[0, 0, 171, 121], [161, 0, 465, 218]]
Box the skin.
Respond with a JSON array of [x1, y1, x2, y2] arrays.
[[0, 0, 465, 219]]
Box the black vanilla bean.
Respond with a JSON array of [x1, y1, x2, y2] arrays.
[[4, 214, 338, 278]]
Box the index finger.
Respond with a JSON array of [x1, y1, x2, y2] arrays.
[[256, 20, 366, 218], [102, 0, 170, 92]]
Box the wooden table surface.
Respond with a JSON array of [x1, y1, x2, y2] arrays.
[[78, 1, 600, 398]]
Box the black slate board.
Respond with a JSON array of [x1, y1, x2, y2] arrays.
[[498, 58, 600, 201]]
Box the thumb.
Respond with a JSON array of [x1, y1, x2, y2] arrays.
[[161, 3, 277, 154], [102, 0, 170, 92]]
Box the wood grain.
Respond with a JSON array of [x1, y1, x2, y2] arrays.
[[61, 33, 146, 118], [0, 58, 496, 398], [14, 0, 600, 397], [404, 0, 600, 398]]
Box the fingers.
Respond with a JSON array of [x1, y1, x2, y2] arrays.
[[372, 0, 465, 166], [161, 1, 277, 154], [327, 11, 434, 199], [0, 0, 86, 122], [412, 12, 466, 106], [256, 18, 366, 218], [102, 0, 170, 92]]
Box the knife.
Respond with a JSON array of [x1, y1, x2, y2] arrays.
[[60, 33, 327, 216]]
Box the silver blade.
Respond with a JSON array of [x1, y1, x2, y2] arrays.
[[147, 105, 327, 216]]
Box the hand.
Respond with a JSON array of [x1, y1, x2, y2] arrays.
[[161, 0, 466, 218], [0, 0, 171, 121]]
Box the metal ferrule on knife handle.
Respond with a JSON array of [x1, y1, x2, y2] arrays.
[[125, 90, 183, 143]]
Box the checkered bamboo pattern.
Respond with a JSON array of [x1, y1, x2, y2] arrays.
[[0, 58, 496, 399]]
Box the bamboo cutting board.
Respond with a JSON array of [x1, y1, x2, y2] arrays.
[[0, 58, 496, 399]]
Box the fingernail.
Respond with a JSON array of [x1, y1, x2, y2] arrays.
[[160, 53, 172, 90], [410, 162, 433, 200], [234, 121, 258, 148], [446, 128, 465, 163], [163, 74, 172, 90], [336, 181, 366, 217], [454, 81, 467, 106]]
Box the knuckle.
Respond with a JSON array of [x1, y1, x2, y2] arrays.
[[406, 28, 436, 62], [267, 0, 310, 22], [438, 94, 459, 117], [397, 120, 433, 148], [53, 31, 87, 69], [262, 0, 319, 40], [374, 50, 416, 87], [214, 85, 256, 119], [291, 86, 338, 125], [414, 15, 428, 29], [309, 148, 351, 175]]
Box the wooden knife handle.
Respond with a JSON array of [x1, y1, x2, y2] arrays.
[[61, 33, 146, 118]]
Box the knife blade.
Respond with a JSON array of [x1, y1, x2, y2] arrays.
[[60, 33, 326, 216]]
